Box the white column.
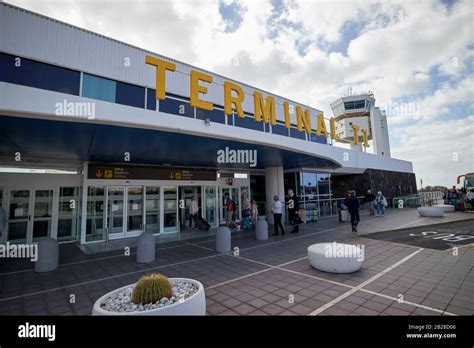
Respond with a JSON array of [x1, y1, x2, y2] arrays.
[[265, 166, 285, 224], [80, 162, 88, 244], [370, 107, 391, 157]]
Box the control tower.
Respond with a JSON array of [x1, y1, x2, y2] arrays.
[[330, 92, 391, 157]]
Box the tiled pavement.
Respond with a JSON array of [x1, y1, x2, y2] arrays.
[[0, 209, 472, 316]]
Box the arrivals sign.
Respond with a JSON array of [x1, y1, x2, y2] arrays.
[[88, 163, 216, 181], [146, 56, 370, 148]]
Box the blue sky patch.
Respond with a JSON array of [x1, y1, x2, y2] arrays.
[[219, 0, 246, 33]]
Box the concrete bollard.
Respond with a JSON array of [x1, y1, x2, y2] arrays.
[[136, 232, 156, 263], [255, 217, 268, 240], [34, 237, 58, 273], [216, 226, 231, 253]]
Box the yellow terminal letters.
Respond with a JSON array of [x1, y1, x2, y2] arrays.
[[146, 55, 368, 148]]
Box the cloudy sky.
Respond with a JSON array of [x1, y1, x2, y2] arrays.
[[7, 0, 473, 187]]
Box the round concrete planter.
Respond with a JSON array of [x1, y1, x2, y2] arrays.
[[216, 226, 231, 253], [35, 237, 58, 273], [308, 243, 363, 274], [418, 207, 444, 217], [92, 278, 206, 316], [136, 232, 155, 263], [255, 219, 268, 240], [432, 204, 455, 213]]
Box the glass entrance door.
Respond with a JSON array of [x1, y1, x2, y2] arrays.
[[220, 187, 239, 224], [179, 186, 202, 231], [106, 186, 144, 240], [8, 190, 30, 243], [204, 186, 216, 226], [7, 189, 53, 244], [107, 186, 125, 240], [145, 187, 160, 234], [86, 186, 106, 242], [32, 190, 53, 242], [163, 186, 177, 233], [127, 186, 144, 236], [219, 187, 251, 223]]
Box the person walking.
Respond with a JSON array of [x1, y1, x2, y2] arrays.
[[251, 199, 259, 223], [224, 192, 239, 231], [287, 189, 300, 234], [271, 195, 285, 236], [189, 196, 199, 229], [374, 191, 387, 216], [363, 190, 375, 216], [345, 192, 360, 233]]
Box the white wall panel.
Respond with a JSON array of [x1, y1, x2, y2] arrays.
[[0, 82, 414, 174]]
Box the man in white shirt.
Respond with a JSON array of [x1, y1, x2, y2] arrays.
[[271, 195, 285, 236], [189, 196, 199, 229]]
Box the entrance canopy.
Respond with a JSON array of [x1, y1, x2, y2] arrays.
[[0, 115, 340, 170]]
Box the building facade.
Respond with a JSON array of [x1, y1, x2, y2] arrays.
[[0, 3, 415, 245]]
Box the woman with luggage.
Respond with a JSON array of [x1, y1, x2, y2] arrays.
[[189, 196, 199, 229]]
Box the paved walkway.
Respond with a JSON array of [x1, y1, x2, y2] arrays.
[[0, 208, 472, 316]]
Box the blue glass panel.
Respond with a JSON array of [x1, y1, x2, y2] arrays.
[[160, 97, 194, 118], [39, 63, 80, 95], [317, 174, 330, 195], [0, 53, 80, 95], [309, 133, 327, 144], [302, 172, 317, 187], [290, 128, 306, 140], [115, 81, 144, 108], [147, 88, 156, 111], [234, 115, 264, 131], [227, 113, 234, 126], [272, 123, 289, 136], [82, 74, 116, 102], [196, 108, 225, 124]]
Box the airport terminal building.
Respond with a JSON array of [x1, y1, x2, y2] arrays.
[[0, 3, 416, 246]]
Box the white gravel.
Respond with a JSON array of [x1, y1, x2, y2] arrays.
[[100, 280, 199, 313]]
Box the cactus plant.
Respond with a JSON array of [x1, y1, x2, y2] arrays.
[[132, 273, 173, 304]]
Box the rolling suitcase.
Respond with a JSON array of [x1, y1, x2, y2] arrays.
[[196, 216, 211, 230], [340, 209, 349, 222]]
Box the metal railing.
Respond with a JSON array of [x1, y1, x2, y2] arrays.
[[392, 191, 444, 208]]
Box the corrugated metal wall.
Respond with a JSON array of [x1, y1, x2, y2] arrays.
[[0, 3, 322, 121]]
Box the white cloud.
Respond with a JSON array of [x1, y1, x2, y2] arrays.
[[387, 75, 474, 125], [5, 0, 474, 187], [392, 116, 474, 187]]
